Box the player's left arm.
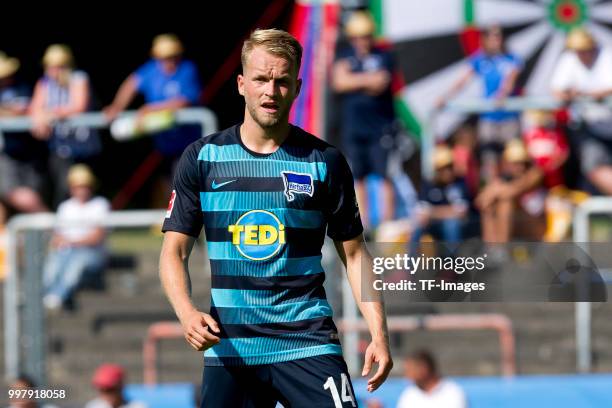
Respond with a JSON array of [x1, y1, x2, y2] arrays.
[[334, 234, 393, 392]]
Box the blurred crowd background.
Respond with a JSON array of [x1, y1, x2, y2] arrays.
[[2, 0, 612, 407]]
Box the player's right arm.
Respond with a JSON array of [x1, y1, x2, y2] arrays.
[[160, 231, 220, 351]]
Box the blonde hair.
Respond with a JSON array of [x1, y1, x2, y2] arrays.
[[241, 29, 302, 74]]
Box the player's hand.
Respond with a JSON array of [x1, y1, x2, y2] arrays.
[[180, 310, 221, 351], [362, 339, 393, 392]]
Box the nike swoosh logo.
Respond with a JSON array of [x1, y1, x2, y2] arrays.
[[211, 179, 238, 190]]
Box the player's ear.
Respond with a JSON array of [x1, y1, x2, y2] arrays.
[[237, 74, 245, 96], [295, 78, 302, 97]]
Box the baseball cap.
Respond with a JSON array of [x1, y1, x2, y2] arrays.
[[92, 364, 125, 389]]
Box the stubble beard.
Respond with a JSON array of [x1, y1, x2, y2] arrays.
[[246, 102, 290, 130]]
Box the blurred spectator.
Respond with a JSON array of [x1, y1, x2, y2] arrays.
[[450, 125, 479, 196], [476, 140, 545, 243], [438, 25, 522, 183], [85, 364, 146, 408], [396, 349, 467, 408], [42, 165, 109, 311], [104, 34, 201, 205], [7, 374, 58, 408], [412, 145, 469, 248], [0, 51, 48, 224], [332, 11, 395, 226], [365, 398, 384, 408], [522, 110, 569, 189], [550, 28, 612, 194], [30, 44, 102, 207]]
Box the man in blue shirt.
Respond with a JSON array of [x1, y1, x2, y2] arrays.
[[332, 11, 396, 227], [105, 34, 201, 155], [438, 25, 522, 183], [104, 33, 202, 204], [160, 29, 392, 407]]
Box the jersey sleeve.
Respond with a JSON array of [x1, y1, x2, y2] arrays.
[[161, 142, 204, 237], [323, 147, 364, 241]]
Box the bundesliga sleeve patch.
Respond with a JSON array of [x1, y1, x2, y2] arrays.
[[281, 171, 314, 202], [166, 190, 176, 218]]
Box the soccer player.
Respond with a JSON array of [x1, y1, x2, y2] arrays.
[[160, 29, 392, 407]]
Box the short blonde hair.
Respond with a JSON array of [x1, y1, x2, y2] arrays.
[[241, 29, 303, 74]]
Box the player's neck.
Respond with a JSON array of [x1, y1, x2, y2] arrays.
[[240, 116, 290, 154]]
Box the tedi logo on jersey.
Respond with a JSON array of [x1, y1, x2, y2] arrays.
[[228, 210, 286, 261], [281, 171, 314, 202]]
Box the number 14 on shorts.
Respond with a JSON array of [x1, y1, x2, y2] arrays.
[[323, 373, 356, 407]]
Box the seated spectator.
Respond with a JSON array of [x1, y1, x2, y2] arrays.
[[437, 25, 522, 183], [42, 165, 109, 311], [412, 145, 469, 248], [476, 140, 545, 243], [332, 11, 396, 226], [0, 51, 48, 224], [29, 44, 101, 207], [396, 349, 467, 408], [450, 125, 479, 196], [85, 364, 146, 408], [550, 28, 612, 195], [7, 374, 59, 408], [522, 109, 569, 189], [104, 34, 202, 205]]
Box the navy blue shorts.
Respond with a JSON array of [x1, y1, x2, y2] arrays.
[[200, 354, 358, 408], [342, 134, 390, 180]]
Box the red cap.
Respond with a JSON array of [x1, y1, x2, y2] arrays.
[[92, 364, 125, 389]]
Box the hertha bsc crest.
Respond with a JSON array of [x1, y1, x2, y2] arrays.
[[281, 171, 314, 202]]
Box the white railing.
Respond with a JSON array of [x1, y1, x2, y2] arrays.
[[3, 210, 168, 381], [0, 107, 218, 138], [572, 197, 612, 373]]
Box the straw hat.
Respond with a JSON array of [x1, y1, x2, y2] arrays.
[[42, 44, 74, 67], [67, 164, 96, 187], [433, 145, 454, 170], [566, 28, 596, 51], [345, 11, 376, 38], [503, 139, 529, 163], [0, 52, 19, 79], [151, 34, 184, 59]]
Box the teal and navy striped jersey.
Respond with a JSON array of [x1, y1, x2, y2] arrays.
[[162, 124, 363, 366]]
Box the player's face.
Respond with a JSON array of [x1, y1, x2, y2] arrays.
[[238, 46, 301, 129]]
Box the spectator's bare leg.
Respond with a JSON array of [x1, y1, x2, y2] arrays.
[[380, 179, 395, 222], [496, 198, 514, 243], [587, 166, 612, 195], [480, 205, 497, 242], [355, 179, 369, 228], [6, 187, 48, 213], [0, 202, 7, 225]]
